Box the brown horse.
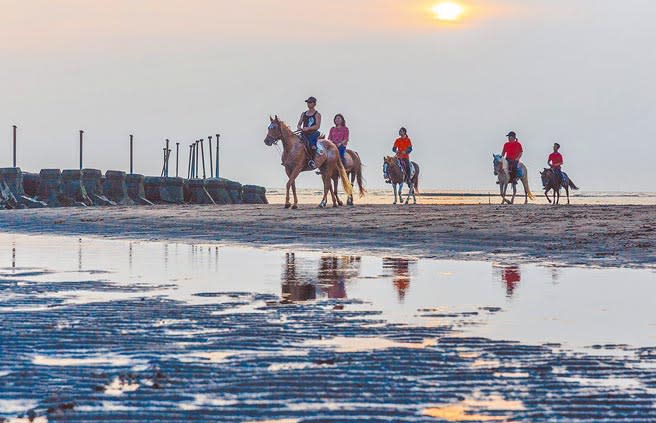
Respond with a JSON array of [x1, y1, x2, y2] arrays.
[[329, 148, 366, 206], [264, 116, 353, 209], [383, 156, 420, 205]]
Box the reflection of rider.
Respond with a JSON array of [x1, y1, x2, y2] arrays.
[[548, 142, 564, 185], [297, 96, 322, 169], [328, 114, 349, 165], [392, 127, 413, 183], [383, 257, 413, 302], [502, 131, 523, 182], [501, 266, 521, 297]]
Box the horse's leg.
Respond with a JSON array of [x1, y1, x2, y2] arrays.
[[565, 185, 570, 205], [544, 188, 552, 204], [412, 180, 417, 205], [523, 178, 529, 204], [287, 165, 303, 209], [319, 173, 331, 208], [330, 176, 339, 208], [347, 171, 355, 206], [499, 183, 506, 204], [510, 184, 517, 204], [398, 183, 404, 205], [393, 183, 398, 204], [284, 168, 292, 208], [333, 176, 342, 206]]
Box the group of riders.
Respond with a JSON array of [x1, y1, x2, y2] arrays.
[[502, 131, 567, 186], [299, 96, 569, 188], [298, 96, 414, 183]]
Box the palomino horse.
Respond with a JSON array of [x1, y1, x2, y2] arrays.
[[264, 116, 353, 209], [540, 168, 579, 205], [492, 154, 535, 204], [383, 156, 420, 205], [329, 148, 366, 206]]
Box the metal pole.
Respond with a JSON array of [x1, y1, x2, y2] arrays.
[[215, 134, 220, 179], [195, 140, 200, 178], [200, 139, 206, 179], [208, 136, 214, 178], [165, 139, 170, 177], [176, 142, 180, 177], [79, 130, 84, 170], [187, 144, 193, 179], [129, 134, 134, 174], [191, 143, 197, 178], [12, 125, 17, 168], [161, 147, 167, 177]]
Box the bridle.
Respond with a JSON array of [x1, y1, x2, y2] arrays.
[[265, 121, 302, 146]]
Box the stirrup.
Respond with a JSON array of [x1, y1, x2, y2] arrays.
[[308, 160, 316, 169]]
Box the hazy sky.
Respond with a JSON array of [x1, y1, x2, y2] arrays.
[[2, 0, 655, 191]]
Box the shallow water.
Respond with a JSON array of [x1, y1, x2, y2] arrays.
[[2, 233, 656, 422], [1, 233, 654, 348]]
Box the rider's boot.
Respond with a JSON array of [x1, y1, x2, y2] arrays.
[[308, 146, 317, 169]]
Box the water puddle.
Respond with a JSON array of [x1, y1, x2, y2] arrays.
[[2, 233, 654, 349]]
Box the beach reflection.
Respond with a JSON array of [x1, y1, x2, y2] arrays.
[[499, 265, 522, 297], [281, 253, 361, 303], [382, 258, 417, 302]]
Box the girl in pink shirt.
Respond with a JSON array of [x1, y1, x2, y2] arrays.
[[328, 114, 349, 162]]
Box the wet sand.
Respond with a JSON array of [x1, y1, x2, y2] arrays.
[[1, 204, 654, 268]]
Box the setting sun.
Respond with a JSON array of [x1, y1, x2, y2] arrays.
[[432, 2, 465, 22]]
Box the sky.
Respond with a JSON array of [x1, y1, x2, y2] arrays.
[[2, 0, 655, 191]]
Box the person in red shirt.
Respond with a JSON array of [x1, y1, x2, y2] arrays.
[[548, 143, 564, 184], [502, 131, 523, 182], [392, 127, 413, 182]]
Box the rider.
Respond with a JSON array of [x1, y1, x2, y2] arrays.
[[502, 131, 523, 182], [297, 96, 322, 168], [548, 142, 564, 185], [392, 127, 413, 183], [328, 114, 349, 165]]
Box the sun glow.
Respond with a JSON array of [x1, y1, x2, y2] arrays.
[[432, 2, 465, 22]]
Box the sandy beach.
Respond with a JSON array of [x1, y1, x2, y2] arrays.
[[1, 203, 654, 268]]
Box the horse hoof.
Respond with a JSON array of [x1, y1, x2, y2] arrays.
[[284, 203, 291, 209], [291, 205, 298, 210]]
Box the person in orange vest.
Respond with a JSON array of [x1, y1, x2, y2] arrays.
[[392, 127, 413, 183]]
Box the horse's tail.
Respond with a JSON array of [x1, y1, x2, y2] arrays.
[[569, 179, 580, 190], [524, 176, 535, 200], [352, 152, 367, 198], [337, 159, 354, 198], [412, 162, 420, 194]]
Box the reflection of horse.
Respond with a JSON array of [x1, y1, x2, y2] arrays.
[[383, 157, 420, 205], [327, 148, 366, 206], [281, 253, 361, 302], [383, 257, 417, 302], [499, 265, 521, 297], [540, 168, 579, 205], [493, 154, 534, 205], [264, 116, 353, 209], [318, 256, 361, 299]]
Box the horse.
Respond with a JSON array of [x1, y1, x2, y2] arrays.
[[329, 148, 366, 206], [492, 154, 535, 204], [383, 156, 420, 205], [540, 168, 579, 205], [264, 116, 353, 209]]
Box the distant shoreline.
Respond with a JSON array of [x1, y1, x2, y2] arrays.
[[0, 204, 654, 269]]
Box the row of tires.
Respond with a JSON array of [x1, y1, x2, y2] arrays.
[[0, 168, 267, 209]]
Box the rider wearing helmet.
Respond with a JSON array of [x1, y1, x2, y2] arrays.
[[502, 131, 523, 182], [393, 127, 413, 183], [297, 96, 322, 168]]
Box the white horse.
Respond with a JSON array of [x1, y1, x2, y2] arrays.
[[493, 154, 535, 204]]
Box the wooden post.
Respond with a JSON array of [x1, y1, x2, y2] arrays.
[[79, 130, 84, 170], [12, 125, 17, 168]]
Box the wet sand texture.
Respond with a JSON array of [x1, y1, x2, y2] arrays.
[[0, 204, 654, 268]]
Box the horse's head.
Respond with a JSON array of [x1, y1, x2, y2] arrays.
[[540, 168, 551, 187], [492, 154, 503, 176], [264, 115, 284, 146], [383, 156, 395, 166]]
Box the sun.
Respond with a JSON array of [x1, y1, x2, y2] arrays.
[[432, 2, 465, 22]]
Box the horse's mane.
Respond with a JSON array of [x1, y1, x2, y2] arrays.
[[501, 157, 509, 173], [276, 120, 296, 139]]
